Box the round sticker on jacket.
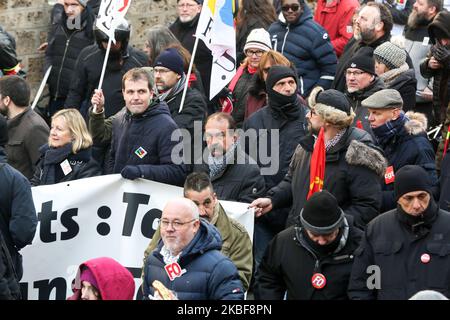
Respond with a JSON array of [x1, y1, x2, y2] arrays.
[[421, 253, 430, 264], [311, 273, 327, 289]]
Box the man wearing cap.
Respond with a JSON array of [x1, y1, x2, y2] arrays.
[[250, 87, 386, 229], [349, 165, 450, 300], [268, 0, 337, 97], [42, 0, 95, 118], [170, 0, 212, 96], [153, 48, 207, 163], [344, 47, 385, 134], [243, 65, 308, 266], [255, 190, 363, 299], [89, 68, 186, 185], [0, 115, 37, 293], [228, 28, 272, 127], [362, 89, 437, 212], [373, 41, 417, 111]]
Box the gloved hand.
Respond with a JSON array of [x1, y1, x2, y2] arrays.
[[433, 45, 450, 66], [121, 165, 142, 180]]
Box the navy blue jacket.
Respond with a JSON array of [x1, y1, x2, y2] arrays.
[[377, 113, 438, 212], [143, 219, 244, 300], [268, 4, 337, 97], [109, 100, 186, 186], [0, 148, 37, 280]]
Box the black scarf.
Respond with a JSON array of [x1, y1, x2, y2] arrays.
[[396, 197, 438, 237], [301, 227, 344, 259], [267, 90, 301, 121]]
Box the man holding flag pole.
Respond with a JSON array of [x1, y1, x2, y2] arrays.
[[251, 87, 387, 230], [178, 0, 237, 113]]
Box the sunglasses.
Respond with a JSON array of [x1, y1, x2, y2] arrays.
[[281, 4, 300, 12]]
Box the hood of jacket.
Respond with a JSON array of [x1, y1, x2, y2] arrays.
[[344, 129, 387, 177], [278, 0, 313, 27], [404, 111, 428, 135]]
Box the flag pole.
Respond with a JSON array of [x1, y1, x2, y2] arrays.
[[179, 36, 200, 113], [93, 37, 112, 113]]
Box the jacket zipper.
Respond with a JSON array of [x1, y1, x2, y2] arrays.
[[281, 25, 290, 55], [54, 28, 80, 100]]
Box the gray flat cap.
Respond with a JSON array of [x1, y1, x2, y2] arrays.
[[361, 89, 403, 109]]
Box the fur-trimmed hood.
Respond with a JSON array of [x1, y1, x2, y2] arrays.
[[404, 111, 427, 135], [345, 139, 387, 177]]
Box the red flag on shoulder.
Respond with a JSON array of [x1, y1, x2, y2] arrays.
[[307, 127, 326, 200]]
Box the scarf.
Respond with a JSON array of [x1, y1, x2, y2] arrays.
[[208, 141, 238, 180], [396, 197, 438, 237], [159, 74, 187, 104], [379, 63, 409, 87], [372, 112, 407, 147], [267, 90, 301, 121], [325, 128, 347, 152]]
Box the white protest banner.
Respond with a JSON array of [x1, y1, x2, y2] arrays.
[[20, 174, 253, 300]]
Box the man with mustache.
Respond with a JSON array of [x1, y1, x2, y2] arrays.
[[194, 112, 265, 203]]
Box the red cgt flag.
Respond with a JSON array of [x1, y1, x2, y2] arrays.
[[307, 127, 326, 199]]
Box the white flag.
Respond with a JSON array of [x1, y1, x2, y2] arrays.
[[195, 0, 236, 100], [96, 0, 132, 43]]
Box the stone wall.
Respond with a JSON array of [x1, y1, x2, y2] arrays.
[[0, 0, 177, 97]]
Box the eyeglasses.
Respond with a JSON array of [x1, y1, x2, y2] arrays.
[[246, 49, 265, 57], [154, 67, 171, 75], [281, 4, 300, 12], [177, 3, 198, 9], [345, 70, 366, 77], [309, 109, 317, 116], [262, 67, 271, 74], [160, 219, 197, 230]]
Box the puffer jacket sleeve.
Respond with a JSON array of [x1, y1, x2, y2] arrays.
[[208, 257, 245, 300], [311, 30, 337, 90], [9, 170, 38, 250]]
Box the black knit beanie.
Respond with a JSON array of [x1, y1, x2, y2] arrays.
[[154, 48, 184, 75], [265, 65, 298, 93], [394, 165, 433, 200], [300, 190, 344, 235], [347, 47, 376, 75], [0, 115, 8, 147]]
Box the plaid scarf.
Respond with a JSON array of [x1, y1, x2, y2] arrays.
[[325, 128, 347, 152], [372, 112, 407, 147], [208, 142, 238, 180]]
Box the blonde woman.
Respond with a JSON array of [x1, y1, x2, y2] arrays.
[[31, 108, 101, 186]]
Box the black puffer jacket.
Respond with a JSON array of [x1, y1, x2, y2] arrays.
[[255, 215, 363, 300], [31, 143, 102, 186], [268, 127, 386, 229], [45, 5, 95, 99], [0, 230, 20, 300]]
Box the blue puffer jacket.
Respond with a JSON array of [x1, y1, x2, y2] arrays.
[[268, 3, 337, 97], [143, 219, 244, 300], [109, 100, 186, 186]]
